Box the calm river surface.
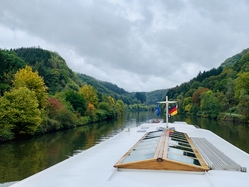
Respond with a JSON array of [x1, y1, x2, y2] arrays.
[[1, 111, 249, 186]]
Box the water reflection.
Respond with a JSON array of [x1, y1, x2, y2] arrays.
[[172, 115, 249, 154], [0, 111, 249, 184], [0, 118, 126, 183]]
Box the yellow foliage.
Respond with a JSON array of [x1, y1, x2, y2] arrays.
[[108, 96, 115, 104], [79, 84, 98, 106], [184, 104, 192, 114], [13, 65, 48, 109], [86, 103, 95, 116], [0, 87, 41, 135]]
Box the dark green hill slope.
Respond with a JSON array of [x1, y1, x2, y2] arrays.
[[166, 47, 249, 120], [220, 48, 249, 68], [1, 47, 138, 104], [77, 74, 141, 104], [0, 49, 26, 94], [14, 47, 81, 94], [146, 89, 168, 105]]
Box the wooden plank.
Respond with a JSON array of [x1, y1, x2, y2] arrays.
[[115, 158, 209, 172], [154, 129, 167, 161], [162, 129, 169, 159]]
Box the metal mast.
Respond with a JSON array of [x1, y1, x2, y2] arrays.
[[158, 96, 177, 128]]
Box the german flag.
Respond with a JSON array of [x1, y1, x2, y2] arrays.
[[169, 105, 177, 116]]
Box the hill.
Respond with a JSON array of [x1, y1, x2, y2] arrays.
[[10, 47, 166, 105], [0, 47, 132, 141], [166, 47, 249, 122], [77, 73, 136, 104], [220, 48, 249, 68], [1, 47, 143, 104], [146, 89, 168, 105]]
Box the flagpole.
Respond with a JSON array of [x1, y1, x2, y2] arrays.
[[157, 96, 177, 129], [166, 96, 168, 129]]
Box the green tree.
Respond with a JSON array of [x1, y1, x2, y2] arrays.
[[190, 81, 201, 89], [225, 78, 236, 111], [65, 90, 87, 115], [116, 99, 125, 116], [54, 107, 77, 128], [237, 93, 249, 122], [0, 87, 41, 137], [135, 92, 146, 103], [235, 71, 249, 119], [182, 97, 192, 114], [235, 72, 249, 99], [200, 90, 221, 118], [0, 97, 15, 141], [13, 66, 48, 109], [0, 49, 26, 95]]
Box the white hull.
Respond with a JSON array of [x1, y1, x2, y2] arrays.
[[10, 122, 249, 187]]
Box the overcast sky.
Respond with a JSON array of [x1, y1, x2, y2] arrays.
[[1, 0, 249, 92]]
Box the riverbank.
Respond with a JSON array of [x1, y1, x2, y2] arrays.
[[1, 111, 249, 185], [217, 113, 247, 124]]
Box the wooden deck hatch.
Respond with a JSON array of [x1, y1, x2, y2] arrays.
[[114, 129, 209, 172]]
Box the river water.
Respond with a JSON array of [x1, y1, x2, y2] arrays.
[[1, 111, 249, 186]]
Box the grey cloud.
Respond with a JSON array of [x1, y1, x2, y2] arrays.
[[0, 0, 249, 91]]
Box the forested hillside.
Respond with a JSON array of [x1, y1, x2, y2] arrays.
[[0, 47, 129, 142], [0, 47, 166, 142], [2, 46, 249, 142], [166, 48, 249, 123], [77, 73, 137, 104], [12, 47, 142, 104], [146, 89, 168, 105]]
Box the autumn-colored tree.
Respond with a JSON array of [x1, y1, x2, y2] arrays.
[[13, 65, 48, 109], [192, 88, 209, 106], [79, 84, 98, 107], [0, 87, 41, 137], [182, 97, 192, 114], [46, 97, 63, 116], [86, 103, 95, 116]]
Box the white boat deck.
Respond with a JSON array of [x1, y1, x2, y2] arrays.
[[10, 122, 249, 187]]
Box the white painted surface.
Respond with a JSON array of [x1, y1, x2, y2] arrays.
[[10, 122, 249, 187]]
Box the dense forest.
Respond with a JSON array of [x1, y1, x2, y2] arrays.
[[0, 48, 128, 142], [166, 48, 249, 123], [2, 46, 248, 142], [0, 47, 167, 142]]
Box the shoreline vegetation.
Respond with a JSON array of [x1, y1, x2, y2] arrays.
[[0, 64, 126, 142], [1, 46, 249, 142], [166, 48, 249, 125]]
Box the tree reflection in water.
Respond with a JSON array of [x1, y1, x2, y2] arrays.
[[0, 111, 248, 184]]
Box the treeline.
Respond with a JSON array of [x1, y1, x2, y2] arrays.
[[166, 48, 249, 123], [13, 47, 145, 105], [146, 89, 168, 105], [0, 48, 125, 142], [77, 73, 138, 105]]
